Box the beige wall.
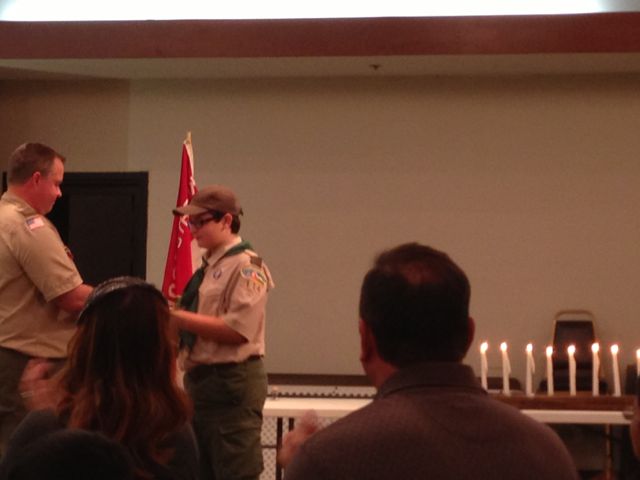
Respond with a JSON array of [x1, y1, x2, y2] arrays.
[[0, 80, 131, 169], [1, 73, 640, 389]]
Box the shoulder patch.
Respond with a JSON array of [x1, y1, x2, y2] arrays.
[[241, 266, 267, 286], [25, 216, 45, 230]]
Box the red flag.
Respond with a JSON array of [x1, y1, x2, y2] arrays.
[[162, 134, 197, 301]]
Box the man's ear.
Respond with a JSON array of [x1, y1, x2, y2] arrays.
[[465, 316, 475, 354], [359, 318, 399, 388], [222, 212, 233, 229], [359, 318, 375, 364], [31, 171, 41, 186]]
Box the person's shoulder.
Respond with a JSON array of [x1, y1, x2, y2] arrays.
[[1, 209, 58, 239], [0, 200, 23, 231], [232, 249, 272, 286], [285, 411, 377, 480], [3, 409, 63, 456], [301, 401, 381, 449], [0, 194, 35, 221], [479, 395, 570, 444], [19, 409, 62, 431], [239, 248, 266, 266]]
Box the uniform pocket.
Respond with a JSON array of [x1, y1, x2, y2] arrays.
[[186, 362, 249, 408]]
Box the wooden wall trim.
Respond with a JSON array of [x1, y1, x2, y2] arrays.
[[1, 13, 640, 59]]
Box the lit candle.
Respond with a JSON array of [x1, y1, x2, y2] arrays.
[[480, 342, 489, 391], [525, 343, 535, 397], [636, 349, 640, 377], [546, 346, 554, 396], [568, 345, 576, 396], [500, 342, 511, 396], [591, 343, 600, 396], [611, 344, 621, 396]]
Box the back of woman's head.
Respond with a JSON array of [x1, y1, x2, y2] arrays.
[[71, 277, 173, 390], [57, 277, 191, 470]]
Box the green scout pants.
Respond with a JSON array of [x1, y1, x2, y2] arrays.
[[0, 347, 31, 457], [185, 357, 267, 480]]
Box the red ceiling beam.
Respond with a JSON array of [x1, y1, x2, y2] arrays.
[[1, 13, 640, 59]]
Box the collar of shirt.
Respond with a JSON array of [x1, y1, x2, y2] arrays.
[[377, 362, 485, 399], [1, 191, 37, 217], [203, 236, 243, 267]]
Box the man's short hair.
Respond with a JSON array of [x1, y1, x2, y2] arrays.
[[7, 142, 65, 185], [359, 243, 471, 366]]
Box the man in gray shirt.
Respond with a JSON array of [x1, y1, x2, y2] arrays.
[[282, 243, 578, 480]]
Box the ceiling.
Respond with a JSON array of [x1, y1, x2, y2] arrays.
[[2, 53, 640, 80], [2, 14, 640, 80]]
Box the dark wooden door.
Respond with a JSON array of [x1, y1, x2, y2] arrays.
[[47, 172, 148, 285]]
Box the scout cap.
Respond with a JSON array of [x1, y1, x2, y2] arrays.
[[173, 185, 243, 216]]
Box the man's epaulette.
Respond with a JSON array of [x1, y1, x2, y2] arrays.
[[250, 256, 263, 268]]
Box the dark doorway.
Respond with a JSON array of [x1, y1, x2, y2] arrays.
[[2, 172, 148, 285]]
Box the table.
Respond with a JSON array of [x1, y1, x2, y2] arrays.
[[265, 393, 634, 424], [265, 397, 370, 418], [497, 393, 634, 425]]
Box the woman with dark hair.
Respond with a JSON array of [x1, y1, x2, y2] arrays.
[[0, 277, 198, 480]]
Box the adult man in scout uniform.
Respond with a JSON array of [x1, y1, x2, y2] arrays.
[[170, 185, 274, 480], [0, 143, 93, 454]]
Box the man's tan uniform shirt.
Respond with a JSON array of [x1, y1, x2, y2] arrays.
[[186, 237, 274, 368], [0, 192, 82, 358]]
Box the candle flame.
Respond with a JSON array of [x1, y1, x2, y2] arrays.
[[480, 342, 488, 353], [611, 344, 619, 354], [636, 349, 640, 359], [546, 346, 553, 356], [591, 343, 599, 353], [567, 345, 576, 355], [526, 343, 533, 353], [500, 342, 507, 352]]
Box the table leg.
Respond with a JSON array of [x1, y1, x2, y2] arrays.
[[275, 418, 283, 480]]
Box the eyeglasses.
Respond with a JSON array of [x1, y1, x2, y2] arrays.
[[187, 216, 215, 230]]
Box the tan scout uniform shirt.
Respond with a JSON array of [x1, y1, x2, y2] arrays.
[[186, 237, 274, 367], [0, 192, 82, 358]]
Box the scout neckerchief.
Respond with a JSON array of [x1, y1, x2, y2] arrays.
[[177, 240, 254, 350]]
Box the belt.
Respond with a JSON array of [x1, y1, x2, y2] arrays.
[[187, 355, 262, 382]]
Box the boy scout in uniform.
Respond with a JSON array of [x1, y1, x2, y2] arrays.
[[0, 143, 92, 454], [170, 185, 274, 480]]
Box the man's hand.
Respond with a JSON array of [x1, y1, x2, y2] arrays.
[[277, 410, 321, 468], [19, 358, 59, 411]]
